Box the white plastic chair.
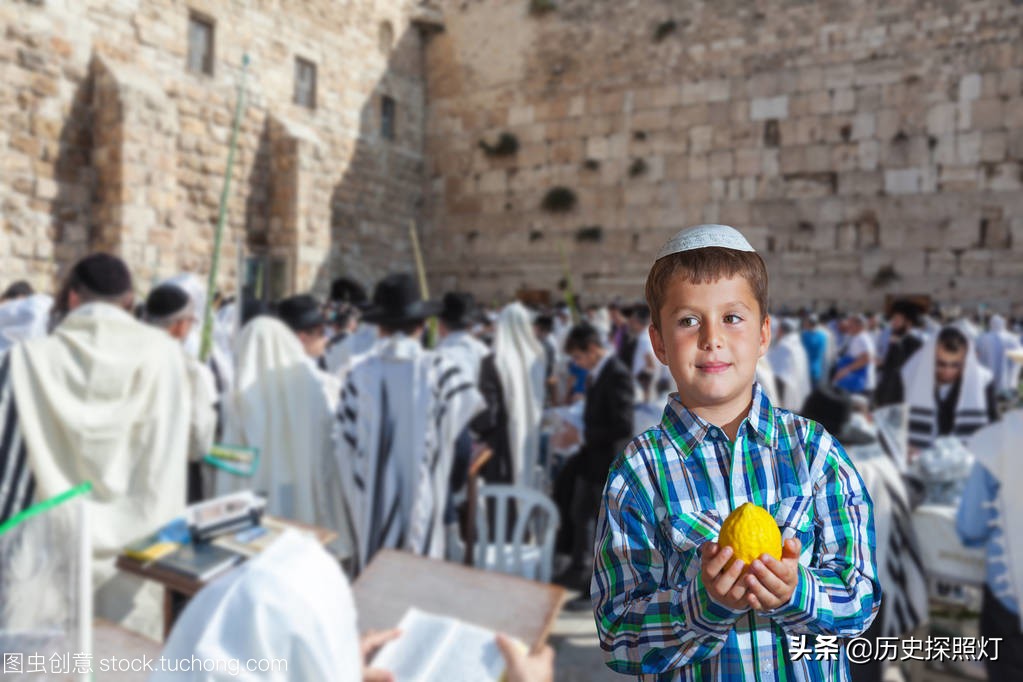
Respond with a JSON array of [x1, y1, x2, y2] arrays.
[[473, 484, 560, 583]]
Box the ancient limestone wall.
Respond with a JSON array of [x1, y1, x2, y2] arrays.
[[1, 0, 426, 296], [422, 0, 1023, 314]]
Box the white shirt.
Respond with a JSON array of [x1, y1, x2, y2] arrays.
[[847, 331, 877, 390]]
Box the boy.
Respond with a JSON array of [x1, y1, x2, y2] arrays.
[[592, 224, 880, 680]]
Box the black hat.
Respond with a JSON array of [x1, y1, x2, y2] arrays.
[[361, 273, 440, 326], [145, 283, 192, 320], [241, 298, 274, 327], [277, 294, 326, 332], [330, 277, 369, 308], [438, 292, 477, 329], [889, 299, 923, 325], [799, 386, 874, 446], [71, 253, 132, 296]]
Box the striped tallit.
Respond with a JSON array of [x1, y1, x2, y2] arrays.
[[0, 355, 34, 525]]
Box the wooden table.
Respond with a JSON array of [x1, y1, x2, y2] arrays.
[[116, 516, 336, 639], [352, 549, 565, 651]]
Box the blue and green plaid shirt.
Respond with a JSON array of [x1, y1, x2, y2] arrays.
[[592, 383, 880, 681]]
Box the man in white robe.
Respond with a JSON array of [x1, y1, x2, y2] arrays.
[[0, 253, 189, 639], [145, 283, 219, 502], [436, 291, 490, 382], [336, 274, 484, 573], [0, 293, 52, 358], [215, 316, 351, 558], [323, 278, 379, 384]]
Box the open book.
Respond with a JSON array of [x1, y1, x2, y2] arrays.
[[370, 608, 518, 682]]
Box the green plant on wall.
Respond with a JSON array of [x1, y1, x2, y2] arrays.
[[541, 186, 578, 213], [478, 132, 520, 157], [529, 0, 556, 17]]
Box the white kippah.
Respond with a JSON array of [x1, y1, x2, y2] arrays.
[[655, 224, 756, 261]]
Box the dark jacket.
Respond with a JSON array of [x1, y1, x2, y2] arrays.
[[580, 355, 635, 483], [875, 333, 923, 407], [470, 354, 514, 484]]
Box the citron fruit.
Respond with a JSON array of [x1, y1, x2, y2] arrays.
[[717, 502, 782, 569]]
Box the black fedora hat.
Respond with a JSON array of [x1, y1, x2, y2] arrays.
[[330, 276, 369, 309], [278, 294, 326, 331], [438, 292, 478, 329], [362, 273, 441, 326]]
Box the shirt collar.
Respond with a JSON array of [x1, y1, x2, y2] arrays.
[[660, 381, 776, 457]]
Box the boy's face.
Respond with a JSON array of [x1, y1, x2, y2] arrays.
[[650, 274, 770, 415]]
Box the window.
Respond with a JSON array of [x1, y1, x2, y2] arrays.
[[244, 255, 290, 302], [381, 95, 396, 140], [187, 13, 214, 75], [294, 57, 317, 109]]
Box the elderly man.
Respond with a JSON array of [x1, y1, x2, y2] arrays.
[[0, 253, 189, 638], [145, 283, 219, 502]]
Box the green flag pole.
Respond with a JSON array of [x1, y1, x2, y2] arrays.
[[408, 220, 437, 348], [200, 54, 250, 362], [558, 240, 580, 323]]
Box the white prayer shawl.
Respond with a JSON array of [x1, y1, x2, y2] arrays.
[[0, 294, 53, 356], [184, 352, 218, 464], [217, 318, 350, 557], [9, 303, 189, 636], [324, 323, 379, 383], [336, 334, 484, 573], [152, 531, 361, 682], [902, 332, 991, 449], [755, 356, 780, 406], [954, 317, 980, 344], [976, 315, 1023, 395], [849, 444, 929, 636], [968, 410, 1023, 631], [493, 303, 546, 487], [767, 332, 812, 412], [436, 329, 490, 382]]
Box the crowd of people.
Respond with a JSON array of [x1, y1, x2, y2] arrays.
[[1, 235, 1021, 679]]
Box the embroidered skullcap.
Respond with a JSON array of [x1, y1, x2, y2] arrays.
[[655, 224, 756, 261]]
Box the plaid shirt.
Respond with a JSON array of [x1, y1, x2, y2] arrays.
[[592, 383, 880, 681]]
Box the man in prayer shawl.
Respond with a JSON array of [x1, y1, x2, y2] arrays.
[[902, 325, 998, 451], [278, 294, 330, 363], [214, 315, 351, 558], [875, 299, 926, 407], [0, 293, 52, 357], [323, 277, 378, 382], [145, 283, 218, 503], [0, 253, 189, 639], [335, 273, 484, 573], [976, 314, 1022, 400], [766, 317, 811, 412], [0, 280, 34, 302], [436, 291, 490, 382], [471, 302, 547, 487], [957, 410, 1023, 679]]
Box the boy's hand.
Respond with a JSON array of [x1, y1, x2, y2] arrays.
[[745, 537, 802, 611], [699, 542, 749, 611]]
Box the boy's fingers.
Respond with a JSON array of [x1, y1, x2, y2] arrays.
[[744, 573, 776, 610], [713, 557, 745, 594], [750, 559, 788, 595], [782, 537, 802, 558], [704, 545, 732, 577]]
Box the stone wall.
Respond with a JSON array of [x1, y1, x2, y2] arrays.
[[422, 0, 1023, 314], [0, 0, 427, 296]]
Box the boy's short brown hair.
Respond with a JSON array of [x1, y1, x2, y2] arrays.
[[644, 247, 769, 331]]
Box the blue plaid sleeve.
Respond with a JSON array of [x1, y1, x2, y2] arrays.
[[764, 428, 881, 637], [591, 451, 745, 676]]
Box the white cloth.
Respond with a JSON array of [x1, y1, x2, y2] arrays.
[[9, 302, 189, 637], [967, 410, 1023, 630], [436, 330, 489, 383], [184, 352, 218, 464], [976, 315, 1022, 395], [152, 531, 361, 682], [0, 294, 53, 355], [162, 273, 208, 360], [631, 331, 657, 379], [217, 318, 351, 557], [492, 303, 546, 487], [336, 334, 484, 572], [324, 324, 379, 383], [768, 332, 812, 412], [755, 356, 780, 406]]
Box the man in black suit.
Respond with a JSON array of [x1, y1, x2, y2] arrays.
[[555, 322, 635, 593], [875, 299, 925, 407]]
